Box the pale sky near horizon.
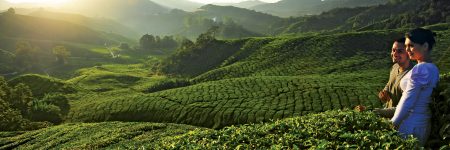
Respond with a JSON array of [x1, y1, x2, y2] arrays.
[[188, 0, 281, 4]]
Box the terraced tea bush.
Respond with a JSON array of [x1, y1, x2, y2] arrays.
[[0, 122, 199, 149], [0, 110, 419, 149], [67, 72, 386, 129], [157, 110, 418, 149], [192, 30, 401, 82], [142, 78, 191, 93]]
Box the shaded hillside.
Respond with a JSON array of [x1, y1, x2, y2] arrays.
[[135, 9, 190, 36], [0, 13, 126, 45], [196, 5, 283, 35], [158, 39, 247, 77], [0, 12, 138, 78], [281, 0, 450, 34], [252, 0, 388, 17], [29, 10, 139, 39]]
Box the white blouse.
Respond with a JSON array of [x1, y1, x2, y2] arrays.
[[391, 62, 439, 126]]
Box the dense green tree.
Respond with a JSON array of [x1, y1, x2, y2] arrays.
[[139, 34, 179, 51], [52, 45, 70, 64], [197, 26, 219, 44], [179, 38, 194, 50], [0, 98, 26, 131], [14, 41, 39, 71], [139, 34, 155, 50], [161, 36, 178, 49], [0, 77, 30, 131], [30, 101, 63, 123], [7, 83, 33, 116]]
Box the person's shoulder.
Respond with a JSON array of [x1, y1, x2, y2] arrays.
[[392, 63, 399, 68], [411, 63, 439, 77], [415, 63, 438, 70], [391, 64, 399, 71]]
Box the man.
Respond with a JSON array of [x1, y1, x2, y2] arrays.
[[374, 37, 413, 118]]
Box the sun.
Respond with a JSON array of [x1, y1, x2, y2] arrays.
[[6, 0, 71, 6]]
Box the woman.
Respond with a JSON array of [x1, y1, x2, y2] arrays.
[[390, 28, 439, 146]]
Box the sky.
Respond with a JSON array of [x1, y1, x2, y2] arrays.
[[188, 0, 281, 4], [6, 0, 70, 4]]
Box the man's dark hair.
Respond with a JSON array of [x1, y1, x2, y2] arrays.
[[406, 28, 436, 50], [394, 37, 405, 43]]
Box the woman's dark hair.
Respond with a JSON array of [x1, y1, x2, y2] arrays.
[[406, 28, 436, 50]]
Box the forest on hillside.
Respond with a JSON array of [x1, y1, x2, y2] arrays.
[[1, 0, 450, 149]]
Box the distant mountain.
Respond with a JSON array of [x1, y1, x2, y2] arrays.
[[196, 5, 283, 35], [29, 10, 139, 39], [64, 0, 169, 20], [252, 0, 388, 17], [151, 0, 203, 11], [128, 4, 282, 38], [214, 0, 267, 9]]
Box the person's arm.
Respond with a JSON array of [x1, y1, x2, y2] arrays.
[[391, 65, 429, 125], [379, 65, 396, 102], [373, 107, 396, 118]]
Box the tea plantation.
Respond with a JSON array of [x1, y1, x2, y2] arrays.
[[1, 28, 450, 148], [0, 110, 419, 149]]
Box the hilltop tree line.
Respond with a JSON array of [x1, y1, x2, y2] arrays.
[[182, 15, 261, 39], [139, 34, 178, 52], [11, 41, 71, 72], [280, 0, 450, 34]]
